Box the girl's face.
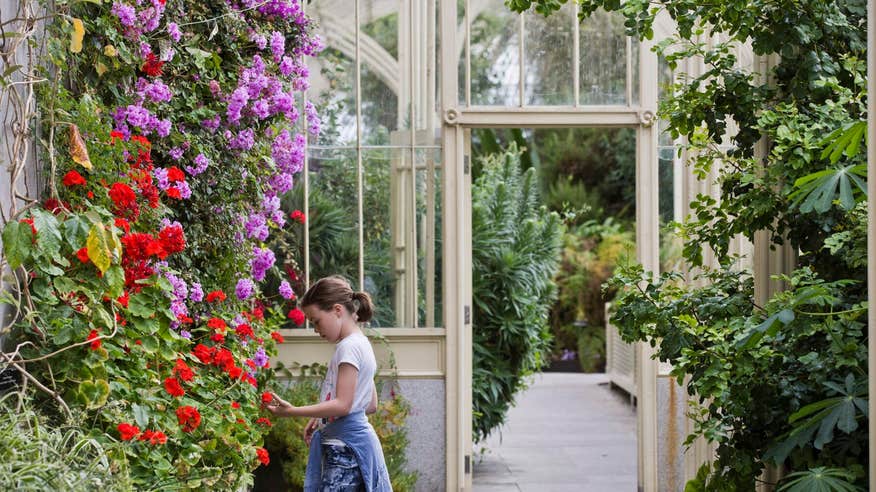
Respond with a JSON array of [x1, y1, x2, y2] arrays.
[[303, 304, 345, 343]]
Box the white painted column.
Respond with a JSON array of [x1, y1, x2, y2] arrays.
[[637, 36, 661, 492]]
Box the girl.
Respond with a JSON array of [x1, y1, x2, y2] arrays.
[[265, 275, 392, 492]]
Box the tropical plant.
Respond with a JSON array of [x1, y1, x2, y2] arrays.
[[471, 145, 563, 442]]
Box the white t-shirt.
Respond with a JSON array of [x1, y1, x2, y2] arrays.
[[319, 331, 377, 432]]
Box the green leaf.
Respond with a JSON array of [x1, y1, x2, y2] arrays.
[[132, 403, 150, 428], [2, 221, 32, 268], [790, 164, 868, 213], [139, 336, 158, 354], [128, 294, 155, 318], [105, 265, 125, 298], [77, 379, 110, 409], [777, 467, 862, 492]]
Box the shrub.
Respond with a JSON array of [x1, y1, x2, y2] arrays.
[[471, 145, 563, 442]]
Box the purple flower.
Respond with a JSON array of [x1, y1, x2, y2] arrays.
[[227, 87, 249, 124], [279, 56, 295, 77], [111, 2, 137, 27], [155, 118, 172, 137], [252, 99, 270, 119], [268, 172, 294, 195], [176, 181, 192, 199], [279, 281, 294, 299], [153, 167, 170, 190], [250, 247, 276, 282], [169, 146, 185, 160], [201, 115, 221, 132], [236, 278, 255, 300], [229, 128, 256, 150], [271, 130, 305, 174], [305, 101, 320, 136], [143, 80, 173, 103], [253, 347, 269, 367], [271, 210, 286, 228], [139, 41, 152, 59], [270, 31, 285, 62], [186, 153, 210, 176], [190, 282, 204, 302], [244, 213, 269, 241], [209, 80, 221, 97], [250, 32, 267, 50], [180, 330, 192, 339], [167, 22, 181, 42]]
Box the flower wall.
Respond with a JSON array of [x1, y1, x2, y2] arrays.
[[2, 0, 320, 487]]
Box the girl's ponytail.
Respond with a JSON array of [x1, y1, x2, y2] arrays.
[[352, 291, 373, 323], [301, 275, 374, 324]]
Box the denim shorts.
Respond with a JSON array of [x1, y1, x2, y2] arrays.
[[321, 442, 365, 492]]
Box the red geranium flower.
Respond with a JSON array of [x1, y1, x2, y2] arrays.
[[76, 247, 90, 263], [108, 182, 137, 209], [117, 422, 140, 441], [141, 53, 165, 77], [130, 135, 151, 148], [164, 377, 185, 397], [192, 344, 216, 364], [256, 447, 270, 466], [173, 358, 194, 382], [270, 331, 284, 343], [207, 317, 227, 331], [206, 290, 227, 303], [158, 224, 186, 255], [87, 329, 101, 350], [261, 392, 273, 404], [166, 187, 182, 199], [121, 233, 166, 262], [256, 417, 272, 427], [287, 308, 305, 326], [110, 130, 125, 143], [139, 429, 168, 445], [210, 332, 225, 343], [289, 210, 306, 224], [114, 218, 131, 234], [213, 348, 235, 370], [167, 166, 185, 182], [231, 401, 241, 409], [117, 291, 130, 308], [62, 170, 87, 187], [227, 365, 243, 379], [235, 323, 254, 340], [176, 406, 201, 432]]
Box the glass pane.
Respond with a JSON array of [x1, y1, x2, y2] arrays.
[[579, 10, 629, 105], [524, 5, 574, 105], [416, 148, 442, 328], [469, 0, 520, 106], [306, 147, 360, 284], [360, 5, 402, 145], [362, 147, 406, 328], [306, 20, 357, 146]]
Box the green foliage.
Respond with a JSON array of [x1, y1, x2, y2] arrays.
[[471, 145, 563, 442], [0, 392, 126, 490], [512, 0, 870, 486], [262, 364, 417, 491], [777, 467, 863, 492], [551, 219, 634, 371]]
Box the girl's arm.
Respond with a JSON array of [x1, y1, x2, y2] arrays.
[[366, 381, 378, 415], [268, 363, 358, 419]]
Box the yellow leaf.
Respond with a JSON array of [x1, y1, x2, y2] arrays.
[[96, 62, 107, 76], [87, 223, 112, 274], [70, 18, 84, 54], [69, 124, 92, 170], [103, 45, 117, 57]]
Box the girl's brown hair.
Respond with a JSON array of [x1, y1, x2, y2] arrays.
[[300, 275, 374, 323]]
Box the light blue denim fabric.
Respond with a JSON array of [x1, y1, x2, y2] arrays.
[[320, 442, 364, 491], [304, 411, 392, 492]]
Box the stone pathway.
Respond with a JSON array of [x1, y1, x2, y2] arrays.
[[472, 373, 637, 492]]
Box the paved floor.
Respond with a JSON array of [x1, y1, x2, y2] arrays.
[[472, 373, 637, 492]]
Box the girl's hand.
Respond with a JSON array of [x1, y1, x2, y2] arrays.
[[264, 392, 295, 417], [303, 417, 319, 446]]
